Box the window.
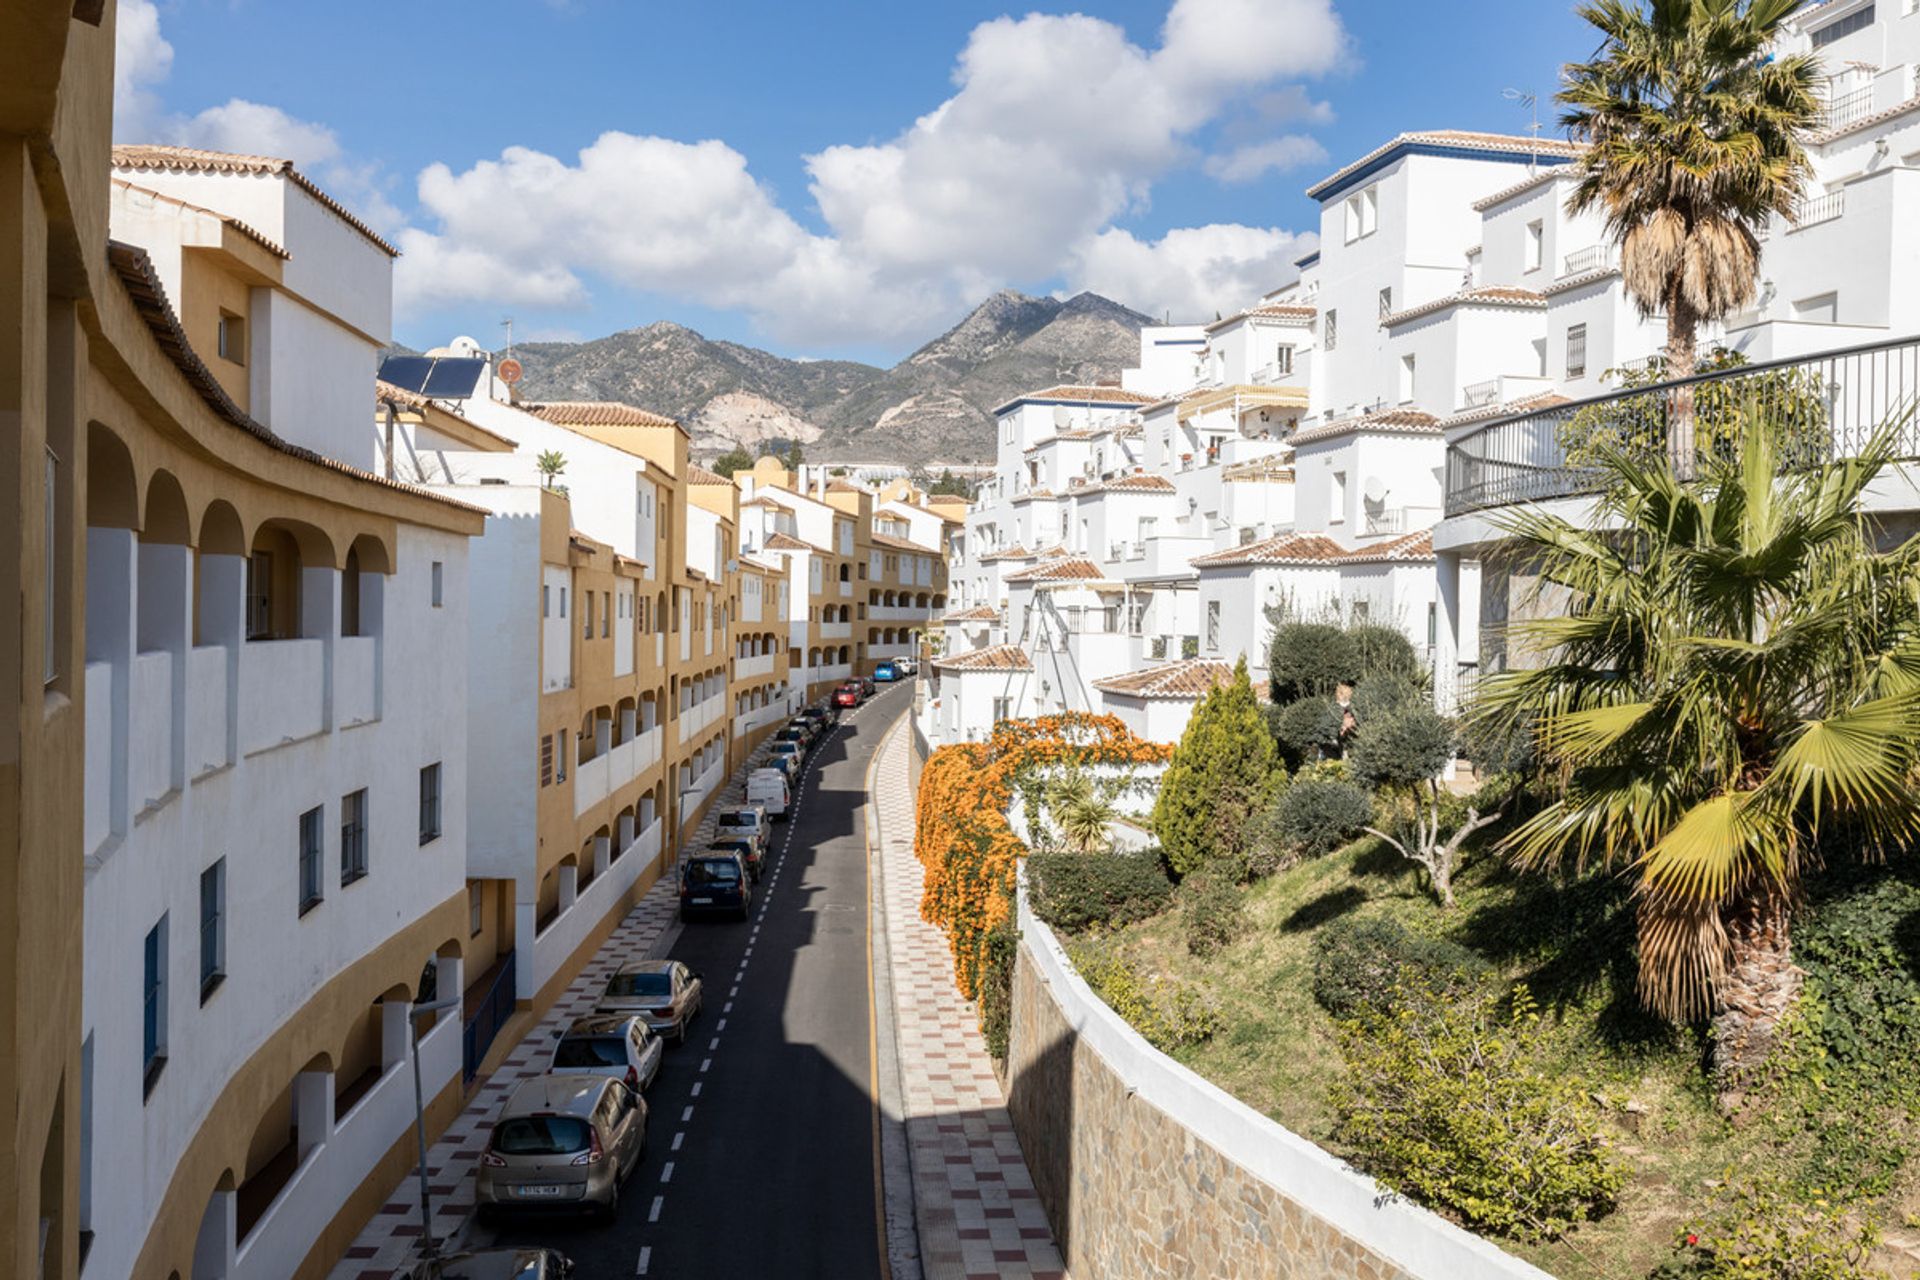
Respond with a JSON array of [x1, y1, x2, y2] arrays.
[[44, 450, 57, 683], [217, 310, 245, 365], [246, 550, 273, 640], [419, 763, 442, 844], [1324, 309, 1338, 351], [1427, 602, 1438, 651], [1343, 185, 1378, 242], [1330, 470, 1348, 524], [1275, 345, 1293, 377], [992, 697, 1012, 723], [559, 586, 567, 618], [1351, 599, 1370, 623], [143, 917, 168, 1095], [584, 591, 595, 638], [1399, 354, 1417, 402], [199, 860, 225, 1001], [1566, 323, 1588, 379], [469, 883, 485, 938], [298, 806, 324, 915], [1378, 286, 1393, 318], [540, 734, 554, 786], [431, 560, 444, 607], [1812, 4, 1874, 45], [1525, 219, 1544, 272], [556, 729, 569, 783], [542, 584, 550, 617], [340, 789, 368, 886], [602, 595, 611, 638], [1206, 601, 1221, 651]]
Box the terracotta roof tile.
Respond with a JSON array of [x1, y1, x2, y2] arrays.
[[1380, 285, 1546, 329], [1094, 658, 1266, 701], [1204, 302, 1317, 332], [1339, 529, 1434, 563], [978, 545, 1033, 563], [1437, 390, 1572, 429], [870, 532, 932, 552], [106, 240, 486, 518], [1004, 555, 1106, 583], [762, 532, 825, 554], [375, 379, 516, 448], [523, 400, 679, 428], [687, 465, 732, 486], [1287, 407, 1440, 448], [994, 384, 1155, 413], [827, 479, 867, 494], [933, 643, 1033, 673], [1093, 473, 1176, 493], [1470, 167, 1574, 212], [1190, 533, 1349, 568], [938, 606, 1000, 623], [112, 144, 399, 256]]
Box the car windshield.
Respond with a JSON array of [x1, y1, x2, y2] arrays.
[[436, 1251, 548, 1280], [492, 1116, 591, 1155], [717, 813, 755, 828], [554, 1035, 628, 1068], [685, 860, 742, 885], [710, 841, 752, 854], [605, 972, 672, 998]]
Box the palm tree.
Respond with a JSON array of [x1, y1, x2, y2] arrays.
[[1046, 769, 1116, 855], [1472, 414, 1920, 1093], [536, 449, 567, 489], [1559, 0, 1822, 412]]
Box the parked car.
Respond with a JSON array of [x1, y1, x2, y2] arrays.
[[747, 767, 790, 820], [858, 675, 878, 698], [768, 740, 805, 774], [833, 684, 860, 709], [773, 725, 811, 753], [548, 1013, 663, 1095], [873, 662, 900, 682], [714, 805, 769, 854], [400, 1247, 575, 1279], [762, 751, 799, 784], [477, 1075, 646, 1222], [798, 705, 835, 730], [598, 958, 706, 1041], [708, 835, 764, 882], [675, 851, 752, 923]]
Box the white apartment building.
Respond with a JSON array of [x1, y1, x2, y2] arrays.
[[85, 150, 485, 1280], [1432, 0, 1920, 707]]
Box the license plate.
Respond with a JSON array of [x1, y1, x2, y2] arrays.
[[517, 1184, 565, 1198], [691, 896, 713, 904]]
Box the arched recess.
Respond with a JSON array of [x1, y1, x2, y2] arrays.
[[143, 470, 192, 545], [86, 421, 140, 529]]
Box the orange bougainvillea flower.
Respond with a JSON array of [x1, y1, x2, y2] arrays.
[[913, 713, 1169, 1006]]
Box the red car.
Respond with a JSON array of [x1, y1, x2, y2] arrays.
[[833, 684, 860, 708]]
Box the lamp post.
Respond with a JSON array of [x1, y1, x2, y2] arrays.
[[407, 993, 464, 1265]]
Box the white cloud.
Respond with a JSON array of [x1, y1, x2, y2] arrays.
[[115, 0, 1349, 350], [1203, 135, 1328, 184], [1067, 224, 1320, 322], [112, 0, 172, 140]]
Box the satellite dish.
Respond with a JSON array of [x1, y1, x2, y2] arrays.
[[1362, 475, 1389, 503], [498, 358, 524, 386]]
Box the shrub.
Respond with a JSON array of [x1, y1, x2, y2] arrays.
[[1349, 624, 1422, 684], [1153, 659, 1279, 877], [1650, 1177, 1880, 1280], [1268, 621, 1357, 703], [1349, 672, 1421, 724], [977, 915, 1019, 1061], [1072, 947, 1220, 1051], [1333, 985, 1625, 1242], [1272, 696, 1345, 768], [1027, 849, 1173, 933], [1274, 777, 1374, 858], [1180, 874, 1246, 958], [1311, 917, 1491, 1017]]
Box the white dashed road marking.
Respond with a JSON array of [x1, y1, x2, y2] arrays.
[[671, 1131, 684, 1152], [661, 1160, 676, 1183], [636, 1245, 651, 1274], [648, 1196, 664, 1223]]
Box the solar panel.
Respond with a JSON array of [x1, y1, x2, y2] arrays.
[[378, 355, 435, 393], [421, 358, 487, 399]]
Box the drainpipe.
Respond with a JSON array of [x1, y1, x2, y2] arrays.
[[382, 399, 398, 481]]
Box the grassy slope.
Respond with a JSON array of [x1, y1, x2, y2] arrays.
[[1081, 837, 1800, 1280]]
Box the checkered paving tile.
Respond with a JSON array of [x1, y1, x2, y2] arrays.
[[871, 724, 1066, 1279]]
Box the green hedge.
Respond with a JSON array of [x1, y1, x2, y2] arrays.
[[1027, 849, 1173, 933]]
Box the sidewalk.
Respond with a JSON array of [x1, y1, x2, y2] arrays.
[[330, 755, 757, 1277], [870, 722, 1067, 1280]]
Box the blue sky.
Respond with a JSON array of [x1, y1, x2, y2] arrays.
[[116, 0, 1599, 363]]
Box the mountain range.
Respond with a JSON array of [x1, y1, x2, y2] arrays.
[[506, 290, 1154, 468]]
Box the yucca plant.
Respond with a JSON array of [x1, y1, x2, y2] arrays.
[[1045, 768, 1116, 856], [1560, 0, 1823, 465], [1472, 413, 1920, 1093]]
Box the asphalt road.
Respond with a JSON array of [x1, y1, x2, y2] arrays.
[[483, 681, 909, 1279]]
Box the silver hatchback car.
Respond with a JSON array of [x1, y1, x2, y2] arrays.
[[597, 959, 704, 1042], [548, 1014, 663, 1095], [477, 1075, 646, 1221]]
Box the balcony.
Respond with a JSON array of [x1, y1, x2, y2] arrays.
[[1559, 244, 1617, 278], [1362, 506, 1443, 538], [1790, 189, 1845, 231], [736, 652, 776, 680], [1444, 334, 1920, 517], [1461, 373, 1555, 411], [335, 636, 376, 729], [820, 620, 852, 640], [1822, 84, 1874, 132], [239, 639, 325, 754]]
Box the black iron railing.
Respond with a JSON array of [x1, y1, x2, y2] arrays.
[[1445, 334, 1920, 517], [463, 949, 516, 1082]]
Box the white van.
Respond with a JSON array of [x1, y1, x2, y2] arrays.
[[747, 768, 791, 822]]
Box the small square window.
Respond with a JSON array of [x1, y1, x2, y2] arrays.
[[217, 311, 246, 365], [431, 561, 444, 608]]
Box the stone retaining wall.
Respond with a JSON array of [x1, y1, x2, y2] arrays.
[[1004, 896, 1555, 1280]]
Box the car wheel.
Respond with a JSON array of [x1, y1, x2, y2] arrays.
[[476, 1203, 495, 1227], [599, 1179, 619, 1224], [673, 1014, 687, 1044]]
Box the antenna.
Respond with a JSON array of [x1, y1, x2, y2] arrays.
[[501, 316, 515, 360], [1503, 88, 1541, 174]]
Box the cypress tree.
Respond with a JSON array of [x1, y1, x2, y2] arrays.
[[1153, 657, 1279, 877]]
